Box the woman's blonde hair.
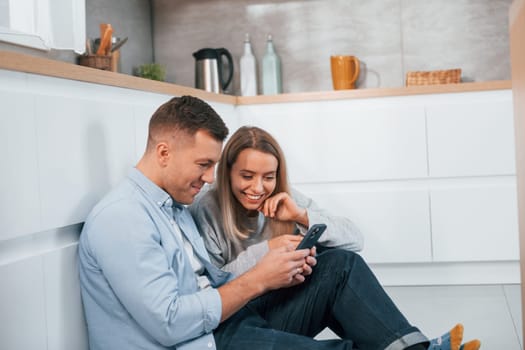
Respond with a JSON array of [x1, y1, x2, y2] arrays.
[[216, 126, 295, 241]]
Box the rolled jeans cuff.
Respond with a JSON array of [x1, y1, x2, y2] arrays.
[[384, 331, 429, 350]]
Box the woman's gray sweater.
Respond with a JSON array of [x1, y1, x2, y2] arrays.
[[189, 186, 364, 276]]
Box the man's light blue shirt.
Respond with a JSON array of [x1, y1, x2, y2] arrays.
[[79, 168, 231, 349]]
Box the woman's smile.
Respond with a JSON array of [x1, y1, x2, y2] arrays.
[[230, 149, 279, 210]]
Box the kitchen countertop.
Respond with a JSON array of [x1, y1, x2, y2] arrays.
[[0, 50, 511, 105]]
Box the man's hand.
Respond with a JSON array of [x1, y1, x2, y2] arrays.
[[268, 238, 318, 279], [218, 245, 317, 322], [253, 245, 312, 290], [296, 246, 317, 281]]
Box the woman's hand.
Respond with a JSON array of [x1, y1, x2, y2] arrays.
[[268, 234, 303, 250], [259, 192, 309, 227]]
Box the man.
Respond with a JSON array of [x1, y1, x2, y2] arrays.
[[78, 95, 474, 350]]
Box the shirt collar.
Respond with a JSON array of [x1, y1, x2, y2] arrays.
[[127, 167, 179, 209]]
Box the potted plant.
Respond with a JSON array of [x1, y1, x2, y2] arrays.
[[135, 63, 166, 81]]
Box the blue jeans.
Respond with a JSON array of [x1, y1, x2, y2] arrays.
[[214, 249, 429, 350]]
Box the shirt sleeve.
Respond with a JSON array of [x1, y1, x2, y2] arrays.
[[85, 200, 222, 347], [291, 188, 364, 252]]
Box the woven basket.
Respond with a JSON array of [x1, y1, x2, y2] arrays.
[[405, 69, 461, 86], [78, 55, 112, 71]]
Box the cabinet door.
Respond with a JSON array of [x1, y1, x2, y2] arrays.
[[299, 187, 432, 263], [0, 257, 48, 349], [426, 97, 516, 177], [43, 245, 88, 350], [0, 90, 41, 240], [238, 100, 428, 183], [36, 94, 136, 231], [430, 184, 519, 262]]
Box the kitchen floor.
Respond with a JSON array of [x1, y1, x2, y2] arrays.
[[315, 284, 523, 349]]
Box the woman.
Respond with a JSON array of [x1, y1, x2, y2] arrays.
[[192, 126, 363, 274], [190, 126, 480, 350]]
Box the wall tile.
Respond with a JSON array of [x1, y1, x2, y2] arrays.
[[153, 0, 510, 93], [153, 0, 403, 93], [402, 0, 512, 82]]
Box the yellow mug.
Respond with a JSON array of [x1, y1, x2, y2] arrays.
[[330, 55, 360, 90]]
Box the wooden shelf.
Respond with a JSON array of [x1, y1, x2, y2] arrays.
[[0, 50, 512, 106], [236, 80, 511, 105]]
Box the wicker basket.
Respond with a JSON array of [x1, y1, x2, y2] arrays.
[[78, 55, 112, 71], [405, 68, 461, 86]]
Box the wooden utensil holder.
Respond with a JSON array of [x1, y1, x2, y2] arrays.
[[78, 55, 112, 71]]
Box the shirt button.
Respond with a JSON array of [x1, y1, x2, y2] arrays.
[[207, 342, 213, 348]]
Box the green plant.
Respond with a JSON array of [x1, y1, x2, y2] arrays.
[[136, 63, 166, 81]]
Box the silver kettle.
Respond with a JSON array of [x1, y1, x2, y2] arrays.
[[193, 48, 234, 93]]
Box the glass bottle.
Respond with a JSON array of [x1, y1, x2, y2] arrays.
[[240, 33, 257, 96], [262, 34, 282, 95]]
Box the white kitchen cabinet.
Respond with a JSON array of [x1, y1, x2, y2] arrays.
[[431, 183, 520, 262], [239, 90, 517, 271], [238, 101, 428, 183], [426, 95, 516, 177], [298, 186, 432, 263], [43, 245, 88, 350], [2, 62, 516, 350], [0, 256, 48, 349], [134, 105, 155, 161], [0, 67, 518, 325], [35, 94, 137, 231], [0, 90, 41, 241], [0, 0, 85, 52]]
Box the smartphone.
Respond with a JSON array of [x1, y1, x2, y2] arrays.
[[296, 223, 327, 250]]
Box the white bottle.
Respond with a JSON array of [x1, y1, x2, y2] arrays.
[[262, 34, 282, 95], [240, 33, 257, 96]]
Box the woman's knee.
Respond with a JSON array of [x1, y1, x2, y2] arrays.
[[318, 248, 362, 265]]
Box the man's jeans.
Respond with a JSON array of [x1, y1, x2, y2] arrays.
[[214, 249, 429, 350]]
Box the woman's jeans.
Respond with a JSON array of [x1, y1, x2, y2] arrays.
[[214, 249, 429, 350]]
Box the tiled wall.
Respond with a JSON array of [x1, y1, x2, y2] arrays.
[[153, 0, 512, 94]]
